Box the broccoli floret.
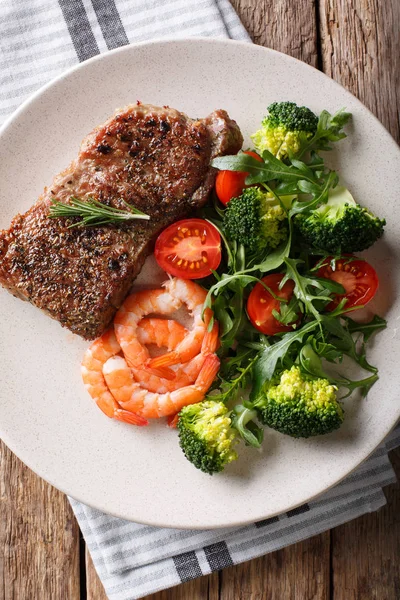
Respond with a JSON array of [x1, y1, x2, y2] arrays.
[[254, 366, 344, 438], [223, 187, 288, 252], [178, 401, 238, 474], [295, 186, 386, 253], [251, 101, 318, 160]]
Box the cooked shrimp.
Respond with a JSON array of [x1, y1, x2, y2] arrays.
[[133, 317, 197, 393], [103, 353, 220, 419], [81, 329, 148, 426], [125, 316, 219, 393], [114, 288, 181, 378], [167, 413, 180, 428], [148, 278, 218, 369], [136, 317, 188, 350]]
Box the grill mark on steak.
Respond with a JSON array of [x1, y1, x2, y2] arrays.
[[0, 104, 243, 339]]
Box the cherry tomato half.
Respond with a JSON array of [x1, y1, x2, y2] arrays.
[[317, 255, 379, 311], [155, 219, 221, 280], [247, 273, 298, 335], [215, 150, 263, 205]]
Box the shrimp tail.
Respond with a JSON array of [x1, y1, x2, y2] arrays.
[[95, 390, 149, 426], [114, 409, 149, 427], [125, 353, 176, 380], [195, 353, 220, 390], [147, 365, 176, 380], [148, 351, 180, 370], [201, 321, 220, 354], [167, 413, 180, 428]]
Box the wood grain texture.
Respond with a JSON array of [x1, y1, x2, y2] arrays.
[[319, 0, 400, 142], [319, 2, 400, 593], [0, 441, 80, 600], [230, 0, 319, 66], [219, 533, 330, 600]]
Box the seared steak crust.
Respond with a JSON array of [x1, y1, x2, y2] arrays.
[[0, 104, 243, 338]]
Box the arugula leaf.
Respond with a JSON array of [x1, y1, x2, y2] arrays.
[[298, 108, 352, 157], [345, 315, 387, 342], [342, 315, 387, 373], [207, 353, 259, 404], [299, 344, 378, 397], [310, 338, 343, 362], [319, 315, 378, 374], [212, 152, 318, 187], [289, 170, 339, 215], [204, 274, 263, 314], [290, 158, 318, 180], [213, 285, 248, 352], [272, 295, 302, 326], [250, 217, 293, 273], [204, 243, 294, 320], [231, 405, 264, 448], [213, 294, 233, 338], [251, 320, 319, 397], [281, 258, 341, 320], [219, 346, 256, 378], [275, 180, 303, 195], [307, 150, 326, 177]]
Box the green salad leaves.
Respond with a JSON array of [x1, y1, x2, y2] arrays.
[[177, 101, 386, 474]]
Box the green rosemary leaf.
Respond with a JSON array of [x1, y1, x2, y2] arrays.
[[48, 196, 150, 228]]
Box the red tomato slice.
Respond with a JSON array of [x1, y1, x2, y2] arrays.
[[247, 273, 298, 335], [155, 219, 221, 279], [215, 150, 263, 205], [317, 255, 379, 311]]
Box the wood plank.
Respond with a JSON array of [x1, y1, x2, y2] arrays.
[[0, 441, 80, 600], [331, 448, 400, 600], [319, 1, 400, 598], [230, 0, 319, 66], [319, 0, 400, 142], [219, 533, 330, 600]]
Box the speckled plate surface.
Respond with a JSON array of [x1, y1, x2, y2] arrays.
[[0, 39, 399, 529]]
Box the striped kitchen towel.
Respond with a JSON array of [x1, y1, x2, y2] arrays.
[[0, 0, 249, 120], [1, 2, 399, 600], [70, 424, 400, 599]]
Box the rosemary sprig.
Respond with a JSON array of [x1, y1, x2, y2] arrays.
[[48, 196, 150, 227]]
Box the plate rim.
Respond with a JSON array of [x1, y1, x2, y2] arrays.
[[0, 37, 399, 529]]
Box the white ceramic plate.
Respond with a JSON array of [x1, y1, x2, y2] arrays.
[[1, 39, 399, 529]]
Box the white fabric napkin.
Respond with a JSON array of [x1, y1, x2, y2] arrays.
[[1, 2, 398, 599]]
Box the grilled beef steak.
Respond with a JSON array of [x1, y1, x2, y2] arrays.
[[0, 104, 243, 339]]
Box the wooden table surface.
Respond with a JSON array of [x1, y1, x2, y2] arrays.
[[1, 1, 399, 598]]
